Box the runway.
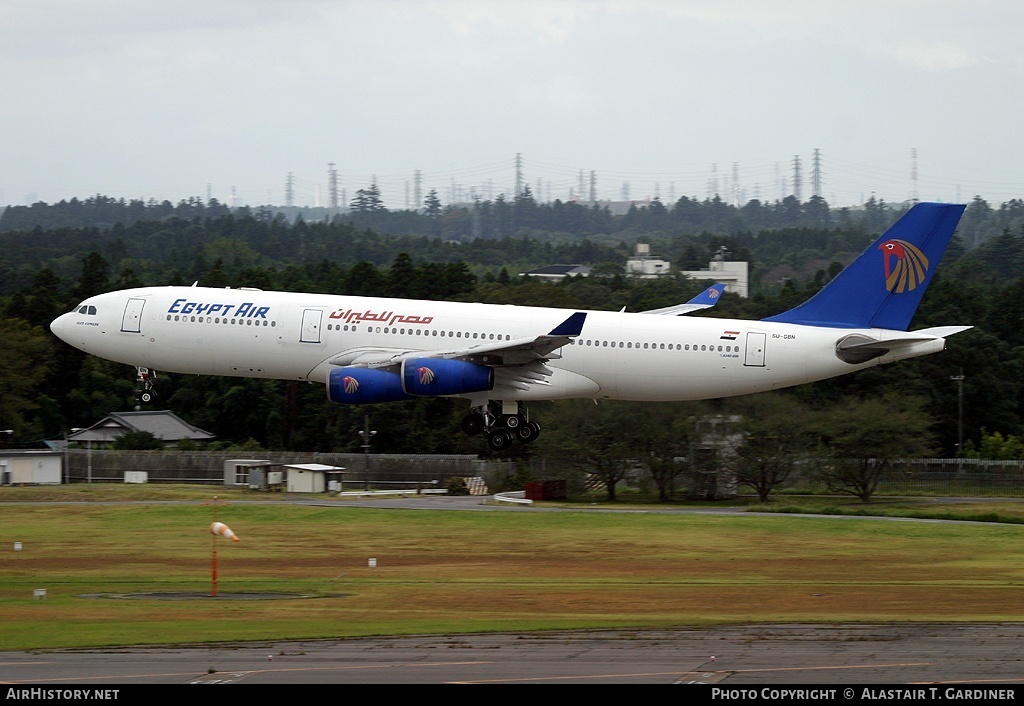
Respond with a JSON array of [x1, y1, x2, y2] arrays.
[[3, 623, 1024, 685]]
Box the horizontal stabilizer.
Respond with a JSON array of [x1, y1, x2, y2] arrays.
[[835, 326, 971, 364]]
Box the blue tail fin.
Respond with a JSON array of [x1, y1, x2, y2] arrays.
[[762, 202, 965, 330]]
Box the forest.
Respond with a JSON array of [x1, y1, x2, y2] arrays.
[[3, 190, 1024, 483]]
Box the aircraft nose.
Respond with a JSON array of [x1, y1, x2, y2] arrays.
[[50, 313, 67, 341]]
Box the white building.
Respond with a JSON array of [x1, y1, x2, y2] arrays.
[[0, 451, 63, 485], [285, 463, 345, 493], [680, 247, 749, 298], [626, 243, 671, 278]]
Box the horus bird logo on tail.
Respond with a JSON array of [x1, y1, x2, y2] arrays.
[[879, 239, 930, 293]]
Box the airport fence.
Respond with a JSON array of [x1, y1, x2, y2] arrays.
[[531, 456, 1024, 498], [65, 449, 514, 490], [62, 451, 1024, 497]]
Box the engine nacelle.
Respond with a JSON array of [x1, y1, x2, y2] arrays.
[[402, 358, 494, 397], [327, 367, 411, 404]]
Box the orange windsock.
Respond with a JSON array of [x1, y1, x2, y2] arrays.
[[211, 521, 240, 542]]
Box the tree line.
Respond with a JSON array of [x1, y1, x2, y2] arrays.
[[2, 194, 1024, 501], [6, 191, 1024, 251]]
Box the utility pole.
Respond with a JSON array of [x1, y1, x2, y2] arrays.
[[358, 415, 376, 490], [951, 368, 965, 456]]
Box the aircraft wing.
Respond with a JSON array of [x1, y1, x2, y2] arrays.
[[641, 283, 726, 315], [327, 312, 587, 370]]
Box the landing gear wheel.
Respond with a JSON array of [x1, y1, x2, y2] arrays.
[[516, 421, 541, 443], [461, 413, 485, 436], [503, 414, 521, 429], [140, 390, 155, 404], [487, 429, 514, 452]]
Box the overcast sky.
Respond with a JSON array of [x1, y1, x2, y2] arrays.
[[3, 0, 1022, 210]]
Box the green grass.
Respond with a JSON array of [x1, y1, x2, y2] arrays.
[[747, 495, 1024, 524], [3, 485, 1024, 650]]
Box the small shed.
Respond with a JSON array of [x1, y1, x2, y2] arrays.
[[284, 463, 345, 493], [224, 459, 272, 487], [0, 451, 63, 485]]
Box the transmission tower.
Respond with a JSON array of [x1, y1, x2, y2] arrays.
[[910, 148, 919, 204], [810, 149, 822, 199], [285, 172, 295, 208], [328, 162, 339, 211], [589, 171, 597, 206], [514, 153, 524, 198], [414, 169, 422, 211], [792, 155, 803, 202]]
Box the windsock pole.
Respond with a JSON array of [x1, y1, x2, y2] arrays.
[[211, 526, 218, 598], [208, 497, 240, 597]]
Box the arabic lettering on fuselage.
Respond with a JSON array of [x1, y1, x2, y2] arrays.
[[328, 308, 434, 326], [167, 299, 270, 319]]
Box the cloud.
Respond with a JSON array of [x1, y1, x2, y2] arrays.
[[420, 0, 589, 42], [888, 40, 980, 71]]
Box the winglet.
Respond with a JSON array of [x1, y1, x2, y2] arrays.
[[548, 312, 587, 337], [763, 203, 965, 330], [640, 282, 726, 316], [687, 282, 726, 307]]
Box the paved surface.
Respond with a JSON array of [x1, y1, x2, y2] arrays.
[[3, 624, 1024, 685]]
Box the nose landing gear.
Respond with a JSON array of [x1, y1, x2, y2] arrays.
[[136, 367, 157, 404]]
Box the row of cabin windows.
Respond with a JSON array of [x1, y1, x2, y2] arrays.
[[161, 315, 738, 353], [166, 314, 276, 327], [324, 322, 738, 353], [325, 323, 513, 340], [570, 339, 738, 353]]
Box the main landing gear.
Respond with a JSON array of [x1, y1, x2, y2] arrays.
[[461, 401, 540, 452], [136, 367, 158, 404]]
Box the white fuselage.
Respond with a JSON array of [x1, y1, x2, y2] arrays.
[[50, 286, 947, 402]]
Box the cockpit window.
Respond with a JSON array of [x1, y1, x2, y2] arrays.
[[75, 305, 97, 315]]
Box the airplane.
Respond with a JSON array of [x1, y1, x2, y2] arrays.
[[50, 202, 969, 452]]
